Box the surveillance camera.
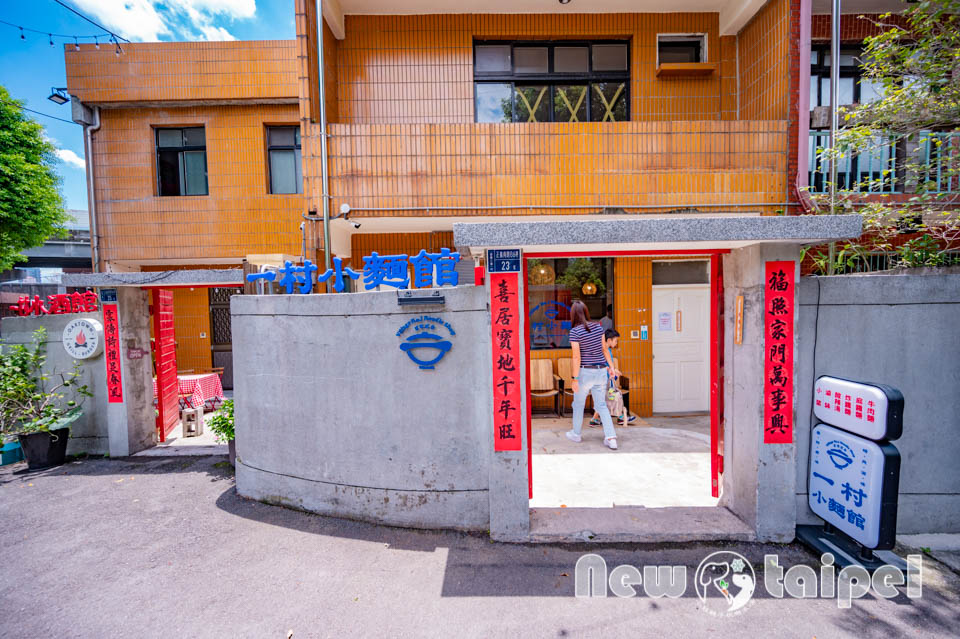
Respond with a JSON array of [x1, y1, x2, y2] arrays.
[[340, 203, 351, 215], [351, 221, 361, 229]]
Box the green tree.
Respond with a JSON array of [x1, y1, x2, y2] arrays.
[[0, 84, 67, 271], [811, 0, 960, 271]]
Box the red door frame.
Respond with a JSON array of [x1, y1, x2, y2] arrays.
[[709, 253, 725, 498], [522, 249, 729, 500]]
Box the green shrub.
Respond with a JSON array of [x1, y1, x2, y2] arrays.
[[0, 327, 90, 440], [209, 399, 234, 443]]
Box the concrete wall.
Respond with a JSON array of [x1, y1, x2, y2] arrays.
[[722, 243, 801, 542], [108, 288, 157, 457], [2, 313, 109, 455], [795, 271, 960, 534], [231, 286, 494, 531]]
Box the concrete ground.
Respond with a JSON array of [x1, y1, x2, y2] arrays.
[[900, 534, 960, 575], [530, 414, 715, 509], [3, 456, 959, 638], [135, 402, 229, 457]]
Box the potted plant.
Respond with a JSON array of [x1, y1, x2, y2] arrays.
[[209, 399, 235, 466], [0, 328, 90, 470], [556, 258, 606, 297]]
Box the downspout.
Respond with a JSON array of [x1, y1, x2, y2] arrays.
[[827, 0, 842, 273], [315, 0, 332, 271], [795, 0, 814, 215], [83, 105, 102, 272]]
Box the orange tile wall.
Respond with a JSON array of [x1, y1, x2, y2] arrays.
[[168, 288, 212, 373], [90, 104, 305, 266], [331, 13, 724, 124], [351, 232, 455, 288], [612, 257, 654, 417], [738, 0, 791, 120], [65, 40, 298, 104]]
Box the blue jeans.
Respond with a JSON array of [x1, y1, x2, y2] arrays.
[[571, 366, 616, 440]]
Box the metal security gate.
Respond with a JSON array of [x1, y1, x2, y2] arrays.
[[152, 288, 179, 442], [209, 287, 239, 390]]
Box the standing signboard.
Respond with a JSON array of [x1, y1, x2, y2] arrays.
[[799, 375, 904, 569], [488, 250, 522, 452]]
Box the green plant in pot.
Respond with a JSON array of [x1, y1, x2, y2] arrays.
[[555, 258, 606, 296], [0, 328, 90, 470], [209, 399, 235, 466]]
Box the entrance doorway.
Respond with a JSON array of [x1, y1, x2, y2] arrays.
[[522, 251, 741, 539], [524, 254, 723, 509]]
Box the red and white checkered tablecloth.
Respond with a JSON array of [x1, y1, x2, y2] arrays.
[[152, 373, 224, 409]]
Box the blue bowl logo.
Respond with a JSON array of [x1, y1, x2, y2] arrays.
[[825, 440, 855, 470], [396, 315, 456, 370]]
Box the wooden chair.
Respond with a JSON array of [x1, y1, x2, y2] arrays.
[[529, 359, 561, 417], [556, 358, 578, 417], [612, 357, 632, 417]]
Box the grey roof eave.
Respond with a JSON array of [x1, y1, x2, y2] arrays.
[[453, 214, 863, 251], [62, 269, 243, 289]]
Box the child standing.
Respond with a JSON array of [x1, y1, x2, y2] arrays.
[[590, 329, 636, 427]]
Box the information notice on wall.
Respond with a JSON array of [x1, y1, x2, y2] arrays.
[[489, 272, 522, 452], [102, 304, 124, 403], [763, 261, 795, 444]]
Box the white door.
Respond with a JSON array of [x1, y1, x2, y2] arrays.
[[652, 285, 710, 413]]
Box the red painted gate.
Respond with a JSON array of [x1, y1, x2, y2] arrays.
[[152, 288, 179, 442], [709, 254, 725, 498]]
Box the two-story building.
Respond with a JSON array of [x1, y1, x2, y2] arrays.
[[66, 0, 808, 413]]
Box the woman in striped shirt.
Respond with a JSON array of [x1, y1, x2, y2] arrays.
[[566, 301, 622, 450]]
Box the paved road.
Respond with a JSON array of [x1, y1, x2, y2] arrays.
[[1, 456, 958, 638]]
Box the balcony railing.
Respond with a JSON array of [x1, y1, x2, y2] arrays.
[[808, 130, 897, 194], [808, 130, 960, 195], [920, 131, 960, 194], [325, 121, 789, 215]]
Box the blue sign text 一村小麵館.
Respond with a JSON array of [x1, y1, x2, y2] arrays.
[[245, 249, 461, 294]]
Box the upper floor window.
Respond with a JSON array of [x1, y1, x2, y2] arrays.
[[809, 45, 881, 109], [267, 126, 302, 194], [474, 41, 629, 123], [156, 127, 208, 196], [656, 34, 706, 65]]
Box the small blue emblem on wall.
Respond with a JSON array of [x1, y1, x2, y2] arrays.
[[396, 315, 456, 370]]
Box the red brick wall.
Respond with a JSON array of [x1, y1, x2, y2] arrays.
[[811, 13, 908, 42]]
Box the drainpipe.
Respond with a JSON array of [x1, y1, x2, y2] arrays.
[[315, 0, 332, 271], [83, 105, 101, 272], [795, 0, 814, 215], [827, 0, 841, 274]]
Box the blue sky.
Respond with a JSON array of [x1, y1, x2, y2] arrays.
[[1, 1, 295, 218]]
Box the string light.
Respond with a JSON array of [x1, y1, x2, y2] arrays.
[[0, 19, 123, 49]]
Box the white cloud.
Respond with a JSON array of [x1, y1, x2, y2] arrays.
[[69, 0, 256, 43], [55, 149, 86, 170]]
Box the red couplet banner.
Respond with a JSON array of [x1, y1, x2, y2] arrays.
[[102, 304, 124, 403], [489, 272, 522, 452], [763, 261, 795, 444]]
